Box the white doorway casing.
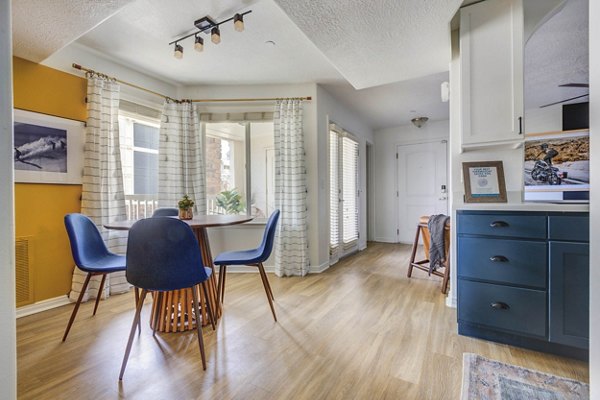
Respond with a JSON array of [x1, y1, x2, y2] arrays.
[[396, 141, 448, 243]]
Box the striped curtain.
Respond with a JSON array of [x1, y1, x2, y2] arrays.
[[274, 99, 309, 277], [69, 74, 130, 302], [157, 100, 206, 214]]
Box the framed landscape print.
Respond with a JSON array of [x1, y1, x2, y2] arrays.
[[462, 161, 507, 203], [14, 109, 84, 184]]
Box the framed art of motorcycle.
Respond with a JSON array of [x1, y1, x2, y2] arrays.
[[523, 130, 589, 203]]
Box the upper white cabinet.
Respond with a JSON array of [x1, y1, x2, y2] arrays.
[[460, 0, 524, 148]]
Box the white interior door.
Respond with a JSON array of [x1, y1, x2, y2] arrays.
[[397, 141, 448, 243]]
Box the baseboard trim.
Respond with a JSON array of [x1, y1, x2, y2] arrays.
[[310, 261, 330, 274], [16, 295, 71, 318], [374, 237, 397, 243], [446, 295, 457, 308]]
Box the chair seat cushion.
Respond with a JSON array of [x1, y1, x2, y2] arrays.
[[214, 249, 264, 265], [80, 253, 126, 273]]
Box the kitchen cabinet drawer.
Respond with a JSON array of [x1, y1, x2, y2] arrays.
[[458, 237, 546, 288], [548, 215, 589, 242], [458, 280, 546, 337], [458, 213, 547, 239]]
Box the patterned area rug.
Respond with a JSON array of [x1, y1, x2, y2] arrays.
[[461, 353, 589, 400]]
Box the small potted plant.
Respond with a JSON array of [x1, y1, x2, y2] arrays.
[[178, 194, 195, 220]]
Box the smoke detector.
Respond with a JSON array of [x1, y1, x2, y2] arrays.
[[411, 117, 429, 128]]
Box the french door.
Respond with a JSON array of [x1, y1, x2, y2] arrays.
[[330, 124, 359, 264]]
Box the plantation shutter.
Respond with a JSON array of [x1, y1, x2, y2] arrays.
[[342, 137, 359, 246], [329, 129, 340, 253]]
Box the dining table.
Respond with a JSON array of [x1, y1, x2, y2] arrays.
[[104, 214, 254, 333]]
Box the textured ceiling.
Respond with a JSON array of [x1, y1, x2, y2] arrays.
[[524, 0, 588, 109], [273, 0, 462, 89], [12, 0, 134, 62], [73, 0, 343, 85], [322, 71, 449, 130]]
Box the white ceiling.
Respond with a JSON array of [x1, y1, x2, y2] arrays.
[[322, 71, 449, 130], [524, 0, 588, 109], [11, 0, 459, 130], [273, 0, 462, 89], [12, 0, 135, 62]]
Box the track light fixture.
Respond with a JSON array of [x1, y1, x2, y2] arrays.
[[174, 43, 183, 59], [169, 10, 252, 58]]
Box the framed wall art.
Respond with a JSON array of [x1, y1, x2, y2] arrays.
[[462, 161, 507, 203], [14, 109, 84, 184]]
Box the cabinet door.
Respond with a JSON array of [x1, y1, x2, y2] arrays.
[[460, 0, 524, 146], [549, 242, 589, 349]]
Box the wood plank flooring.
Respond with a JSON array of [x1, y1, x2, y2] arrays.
[[17, 242, 588, 399]]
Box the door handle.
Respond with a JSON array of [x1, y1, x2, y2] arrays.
[[490, 302, 510, 310], [490, 255, 509, 263], [490, 221, 509, 228]]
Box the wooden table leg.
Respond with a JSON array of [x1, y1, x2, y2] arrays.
[[149, 227, 222, 333]]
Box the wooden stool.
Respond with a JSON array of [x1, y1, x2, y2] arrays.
[[407, 216, 451, 294]]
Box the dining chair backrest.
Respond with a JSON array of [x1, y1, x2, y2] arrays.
[[64, 213, 111, 271], [126, 217, 209, 291], [256, 209, 280, 262], [152, 207, 178, 217]]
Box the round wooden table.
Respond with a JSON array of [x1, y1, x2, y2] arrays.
[[105, 215, 253, 332]]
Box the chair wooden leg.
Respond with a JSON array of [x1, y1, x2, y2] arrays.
[[134, 287, 141, 334], [92, 274, 107, 316], [441, 260, 450, 295], [119, 289, 147, 380], [407, 224, 422, 278], [62, 272, 92, 342], [191, 286, 207, 370], [258, 263, 274, 301], [218, 265, 227, 304], [152, 291, 162, 337], [202, 282, 216, 331], [257, 263, 277, 322]]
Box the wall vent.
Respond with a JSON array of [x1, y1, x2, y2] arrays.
[[15, 237, 34, 307]]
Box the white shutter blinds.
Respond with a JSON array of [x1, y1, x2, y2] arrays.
[[329, 130, 340, 250], [342, 137, 359, 246]]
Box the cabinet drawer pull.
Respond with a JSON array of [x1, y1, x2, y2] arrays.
[[490, 221, 509, 228], [490, 302, 510, 310], [490, 255, 509, 262]]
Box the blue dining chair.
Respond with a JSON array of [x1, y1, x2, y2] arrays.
[[152, 207, 178, 217], [214, 209, 280, 321], [119, 217, 215, 380], [63, 213, 128, 341]]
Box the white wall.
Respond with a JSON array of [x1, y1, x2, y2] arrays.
[[373, 120, 449, 243], [316, 85, 374, 262], [0, 0, 17, 397], [588, 0, 599, 395]]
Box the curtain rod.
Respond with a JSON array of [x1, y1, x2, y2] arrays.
[[72, 63, 312, 103]]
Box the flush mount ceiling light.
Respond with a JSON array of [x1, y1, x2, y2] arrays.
[[411, 117, 429, 128], [170, 10, 251, 59]]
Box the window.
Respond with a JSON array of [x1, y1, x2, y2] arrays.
[[329, 125, 359, 259], [204, 121, 274, 219], [119, 113, 160, 219]]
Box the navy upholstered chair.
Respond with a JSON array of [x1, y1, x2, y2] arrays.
[[63, 213, 127, 341], [152, 207, 178, 217], [214, 209, 280, 321], [119, 217, 215, 380]]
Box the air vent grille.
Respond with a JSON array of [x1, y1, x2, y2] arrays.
[[15, 237, 34, 307]]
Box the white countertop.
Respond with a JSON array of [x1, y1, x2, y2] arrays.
[[453, 191, 589, 212]]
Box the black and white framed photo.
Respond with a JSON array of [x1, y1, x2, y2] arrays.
[[14, 109, 84, 184], [462, 161, 507, 203]]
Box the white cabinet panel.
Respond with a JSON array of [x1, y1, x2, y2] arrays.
[[460, 0, 524, 147]]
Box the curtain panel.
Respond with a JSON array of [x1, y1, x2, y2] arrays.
[[273, 99, 309, 277], [69, 75, 129, 302], [158, 100, 206, 214]]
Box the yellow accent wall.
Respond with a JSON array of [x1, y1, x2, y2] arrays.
[[13, 57, 86, 303]]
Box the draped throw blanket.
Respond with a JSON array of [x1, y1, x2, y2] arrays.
[[427, 214, 450, 275], [158, 100, 206, 214], [69, 74, 129, 302], [273, 99, 309, 277]]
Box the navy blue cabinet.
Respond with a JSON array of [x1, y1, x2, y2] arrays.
[[457, 210, 589, 359]]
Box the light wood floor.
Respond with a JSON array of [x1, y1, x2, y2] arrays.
[[17, 242, 588, 399]]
